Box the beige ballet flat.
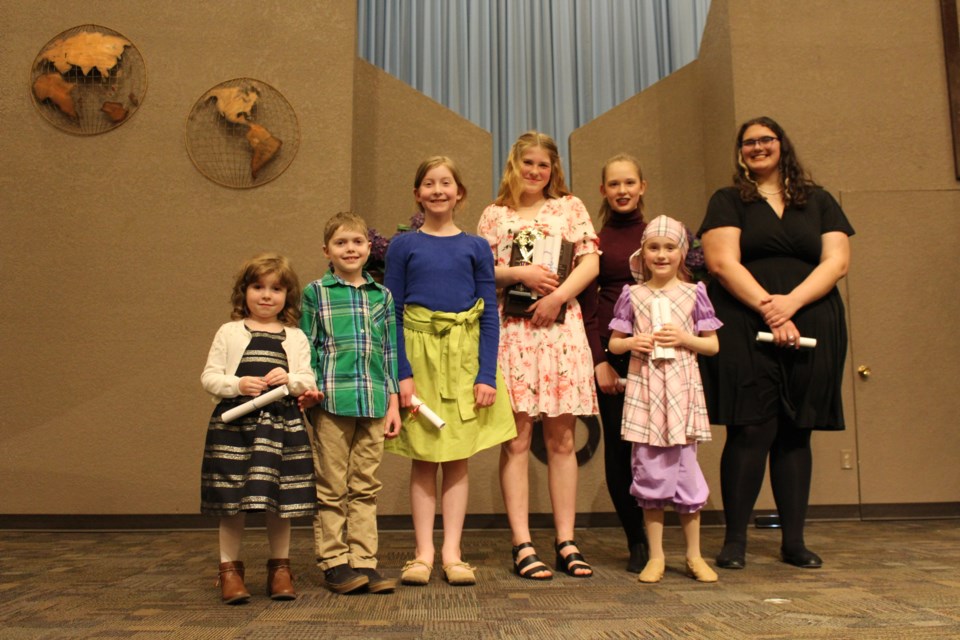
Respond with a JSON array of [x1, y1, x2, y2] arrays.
[[400, 559, 433, 585], [637, 558, 666, 583], [442, 561, 477, 586], [686, 556, 718, 583]]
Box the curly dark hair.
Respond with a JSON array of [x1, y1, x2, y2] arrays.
[[733, 116, 817, 206], [229, 252, 302, 326]]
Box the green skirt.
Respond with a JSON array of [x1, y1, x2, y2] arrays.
[[385, 301, 517, 462]]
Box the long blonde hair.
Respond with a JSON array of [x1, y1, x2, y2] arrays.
[[494, 131, 570, 209]]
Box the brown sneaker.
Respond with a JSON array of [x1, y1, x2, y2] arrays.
[[217, 561, 251, 604], [355, 567, 397, 593], [323, 563, 369, 594]]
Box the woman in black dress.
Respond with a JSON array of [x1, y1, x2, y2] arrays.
[[698, 116, 854, 570]]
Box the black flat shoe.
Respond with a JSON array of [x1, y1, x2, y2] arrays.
[[555, 540, 593, 578], [715, 543, 746, 570], [781, 547, 822, 568], [626, 541, 648, 574]]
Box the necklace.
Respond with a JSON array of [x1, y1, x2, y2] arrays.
[[757, 185, 783, 196]]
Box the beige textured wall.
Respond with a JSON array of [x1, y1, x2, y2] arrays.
[[0, 1, 528, 519], [3, 0, 956, 519], [0, 1, 358, 514], [350, 59, 494, 236], [570, 0, 960, 510]]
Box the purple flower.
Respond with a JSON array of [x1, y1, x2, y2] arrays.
[[366, 227, 390, 270], [684, 226, 708, 282], [409, 211, 425, 231]]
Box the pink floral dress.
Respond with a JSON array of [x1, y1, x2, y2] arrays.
[[477, 195, 599, 417]]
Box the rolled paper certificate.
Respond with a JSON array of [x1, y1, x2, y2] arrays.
[[410, 393, 445, 429], [756, 332, 817, 348], [650, 297, 676, 361], [528, 234, 563, 301], [540, 234, 562, 275], [221, 385, 289, 423]]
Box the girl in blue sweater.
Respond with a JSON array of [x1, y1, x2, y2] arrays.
[[385, 156, 516, 586]]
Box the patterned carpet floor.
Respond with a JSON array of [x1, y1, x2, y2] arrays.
[[1, 520, 959, 639]]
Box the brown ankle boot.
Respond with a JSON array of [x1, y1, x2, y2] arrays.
[[217, 561, 250, 604], [267, 558, 296, 600]]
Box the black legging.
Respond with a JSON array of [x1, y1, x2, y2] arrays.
[[597, 342, 647, 548], [719, 415, 813, 552]]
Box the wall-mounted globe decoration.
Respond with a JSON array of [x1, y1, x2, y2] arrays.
[[30, 24, 146, 135], [185, 78, 300, 189]]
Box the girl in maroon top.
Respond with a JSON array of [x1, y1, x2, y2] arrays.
[[580, 154, 650, 572]]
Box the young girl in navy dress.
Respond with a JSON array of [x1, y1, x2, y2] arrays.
[[200, 252, 318, 603], [607, 216, 722, 584], [384, 156, 516, 586]]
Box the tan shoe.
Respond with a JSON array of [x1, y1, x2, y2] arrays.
[[686, 557, 718, 583], [637, 558, 666, 583], [400, 559, 433, 586], [217, 561, 251, 604], [442, 561, 477, 586], [267, 558, 296, 600]]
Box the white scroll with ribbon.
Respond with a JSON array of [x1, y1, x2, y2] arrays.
[[756, 332, 817, 348], [410, 394, 445, 429], [221, 385, 289, 423], [650, 297, 675, 361]]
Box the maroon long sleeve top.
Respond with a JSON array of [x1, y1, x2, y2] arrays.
[[579, 211, 647, 366]]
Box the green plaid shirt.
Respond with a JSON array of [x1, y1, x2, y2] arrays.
[[301, 270, 399, 418]]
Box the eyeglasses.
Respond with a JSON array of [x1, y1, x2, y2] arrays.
[[740, 136, 779, 149]]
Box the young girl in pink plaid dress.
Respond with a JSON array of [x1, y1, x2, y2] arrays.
[[608, 216, 723, 584]]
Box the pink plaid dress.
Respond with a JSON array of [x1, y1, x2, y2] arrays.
[[611, 281, 721, 445]]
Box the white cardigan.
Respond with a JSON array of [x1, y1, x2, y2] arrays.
[[200, 320, 317, 400]]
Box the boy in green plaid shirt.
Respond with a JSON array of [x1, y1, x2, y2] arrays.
[[300, 211, 402, 594]]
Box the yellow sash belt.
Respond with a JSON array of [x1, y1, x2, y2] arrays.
[[403, 299, 484, 422]]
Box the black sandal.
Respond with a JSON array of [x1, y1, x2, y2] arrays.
[[555, 540, 593, 578], [512, 542, 553, 580]]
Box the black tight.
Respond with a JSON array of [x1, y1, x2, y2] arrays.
[[599, 393, 647, 547], [719, 416, 812, 552], [597, 347, 646, 548]]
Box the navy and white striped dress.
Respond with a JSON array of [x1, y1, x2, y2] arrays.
[[200, 329, 315, 517]]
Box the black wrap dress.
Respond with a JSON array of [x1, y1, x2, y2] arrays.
[[697, 186, 855, 431]]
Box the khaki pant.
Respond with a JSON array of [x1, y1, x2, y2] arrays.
[[308, 407, 385, 570]]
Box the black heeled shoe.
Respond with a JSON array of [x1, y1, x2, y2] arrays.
[[715, 542, 746, 570], [555, 540, 593, 578], [626, 541, 649, 574], [512, 542, 552, 580], [781, 547, 822, 568]]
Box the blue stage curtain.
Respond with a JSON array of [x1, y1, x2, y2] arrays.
[[358, 0, 710, 192]]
